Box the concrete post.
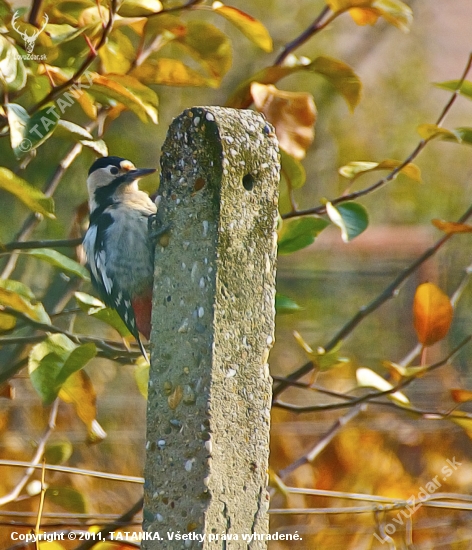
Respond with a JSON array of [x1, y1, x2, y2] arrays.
[[143, 107, 279, 549]]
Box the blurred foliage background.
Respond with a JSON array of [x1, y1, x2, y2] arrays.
[[1, 0, 472, 548]]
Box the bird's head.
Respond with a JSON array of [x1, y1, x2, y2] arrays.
[[87, 156, 156, 210]]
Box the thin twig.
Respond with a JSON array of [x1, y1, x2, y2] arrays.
[[1, 141, 84, 279], [273, 204, 472, 398], [31, 0, 117, 113], [274, 6, 332, 66], [147, 0, 203, 17], [0, 399, 59, 507], [28, 0, 44, 26], [282, 52, 472, 220], [278, 404, 366, 480], [273, 335, 472, 412], [0, 305, 143, 357], [2, 238, 83, 252]]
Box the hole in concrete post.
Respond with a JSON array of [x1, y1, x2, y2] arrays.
[[242, 173, 255, 191]]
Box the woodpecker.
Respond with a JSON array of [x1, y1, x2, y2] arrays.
[[83, 156, 157, 360]]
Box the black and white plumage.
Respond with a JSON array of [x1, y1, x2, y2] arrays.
[[83, 156, 157, 360]]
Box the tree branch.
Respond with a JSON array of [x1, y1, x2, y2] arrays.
[[282, 52, 472, 220], [31, 0, 117, 114], [2, 237, 83, 252], [274, 6, 332, 66], [273, 203, 472, 398], [273, 335, 472, 411]]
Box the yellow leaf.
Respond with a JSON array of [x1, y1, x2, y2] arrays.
[[413, 283, 453, 346], [417, 123, 460, 142], [432, 219, 472, 234], [59, 370, 107, 443], [212, 2, 272, 52], [349, 7, 379, 25], [327, 0, 372, 12], [250, 82, 316, 159], [131, 58, 213, 87]]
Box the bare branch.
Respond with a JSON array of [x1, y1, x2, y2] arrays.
[[277, 404, 366, 480], [274, 6, 332, 66], [273, 335, 472, 411], [31, 0, 118, 113], [273, 204, 472, 398], [282, 52, 472, 220], [1, 238, 83, 253], [0, 305, 143, 358]]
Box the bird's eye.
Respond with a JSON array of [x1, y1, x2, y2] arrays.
[[110, 167, 119, 175]]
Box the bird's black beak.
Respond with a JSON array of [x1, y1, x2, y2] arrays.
[[126, 168, 156, 181]]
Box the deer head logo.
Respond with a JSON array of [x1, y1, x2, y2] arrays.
[[12, 11, 48, 54]]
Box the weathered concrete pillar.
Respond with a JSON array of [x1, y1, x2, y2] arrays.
[[143, 107, 279, 549]]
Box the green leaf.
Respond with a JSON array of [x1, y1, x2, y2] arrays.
[[45, 23, 88, 44], [417, 123, 461, 142], [44, 439, 73, 465], [0, 169, 53, 216], [56, 343, 97, 387], [212, 2, 272, 52], [275, 293, 303, 314], [89, 73, 158, 123], [293, 332, 348, 370], [106, 74, 158, 123], [0, 35, 26, 91], [454, 127, 472, 145], [75, 292, 131, 337], [175, 20, 232, 85], [310, 56, 362, 111], [326, 201, 369, 242], [45, 486, 87, 514], [29, 335, 96, 404], [118, 0, 162, 16], [80, 138, 108, 156], [280, 150, 306, 190], [54, 120, 94, 140], [23, 249, 89, 280], [435, 79, 472, 100], [339, 159, 421, 182], [278, 216, 329, 254], [54, 121, 107, 155], [99, 29, 136, 74], [6, 103, 59, 158]]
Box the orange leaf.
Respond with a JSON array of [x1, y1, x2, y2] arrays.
[[349, 7, 379, 25], [451, 389, 472, 403], [250, 82, 316, 159], [413, 282, 453, 346], [432, 219, 472, 234]]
